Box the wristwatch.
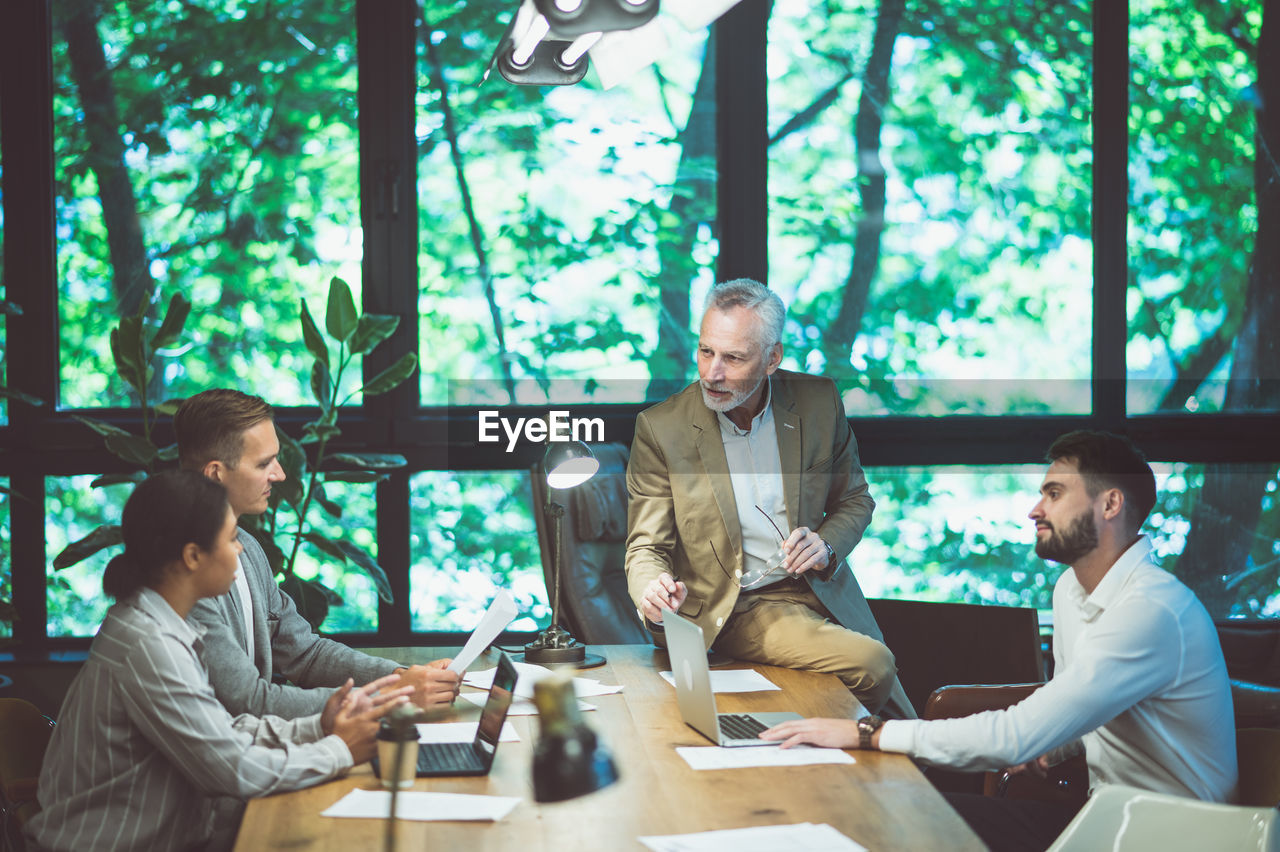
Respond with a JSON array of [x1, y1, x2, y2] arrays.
[[856, 715, 884, 750], [822, 539, 836, 564]]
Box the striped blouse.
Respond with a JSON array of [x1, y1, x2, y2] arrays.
[[27, 587, 352, 851]]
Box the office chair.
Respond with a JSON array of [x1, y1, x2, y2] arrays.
[[0, 698, 55, 851], [530, 442, 647, 645]]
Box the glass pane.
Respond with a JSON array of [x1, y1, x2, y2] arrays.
[[46, 475, 131, 637], [54, 0, 361, 410], [862, 463, 1280, 620], [768, 1, 1093, 415], [417, 5, 716, 406], [277, 479, 378, 634], [0, 479, 10, 639], [409, 470, 544, 631], [1127, 1, 1269, 413]]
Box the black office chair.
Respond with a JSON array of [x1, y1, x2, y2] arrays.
[[530, 442, 648, 645]]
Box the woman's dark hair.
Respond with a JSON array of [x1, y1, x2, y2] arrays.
[[103, 470, 231, 600]]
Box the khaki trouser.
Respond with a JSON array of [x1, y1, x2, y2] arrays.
[[712, 576, 898, 714]]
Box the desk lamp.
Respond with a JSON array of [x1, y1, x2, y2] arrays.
[[531, 674, 619, 802], [523, 441, 605, 669]]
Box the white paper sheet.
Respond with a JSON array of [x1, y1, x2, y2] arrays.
[[447, 590, 519, 674], [464, 660, 623, 698], [675, 746, 856, 771], [659, 669, 781, 693], [320, 789, 521, 822], [415, 720, 519, 744], [639, 822, 867, 852], [460, 691, 596, 716]]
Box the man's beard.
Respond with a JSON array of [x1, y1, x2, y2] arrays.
[[700, 375, 764, 413], [1035, 509, 1099, 564]]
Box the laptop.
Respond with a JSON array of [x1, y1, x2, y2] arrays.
[[663, 610, 801, 747], [375, 650, 518, 778]]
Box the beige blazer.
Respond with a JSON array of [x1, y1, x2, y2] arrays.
[[625, 369, 913, 717]]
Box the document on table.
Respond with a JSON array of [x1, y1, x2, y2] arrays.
[[675, 746, 855, 771], [415, 720, 519, 743], [321, 789, 521, 822], [461, 691, 596, 716], [447, 590, 518, 674], [658, 669, 780, 693], [464, 660, 624, 698], [639, 822, 867, 852]]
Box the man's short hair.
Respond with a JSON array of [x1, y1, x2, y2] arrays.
[[1046, 430, 1157, 533], [174, 389, 274, 471], [703, 278, 785, 353]]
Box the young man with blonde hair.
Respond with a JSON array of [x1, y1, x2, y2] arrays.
[[176, 388, 460, 717]]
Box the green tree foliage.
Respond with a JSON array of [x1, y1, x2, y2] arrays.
[[54, 0, 362, 408]]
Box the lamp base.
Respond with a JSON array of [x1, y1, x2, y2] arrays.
[[520, 625, 606, 669]]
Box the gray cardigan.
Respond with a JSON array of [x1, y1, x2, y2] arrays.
[[188, 528, 400, 718]]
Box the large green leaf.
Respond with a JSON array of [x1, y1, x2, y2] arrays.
[[300, 421, 342, 446], [278, 574, 333, 629], [54, 524, 124, 570], [104, 433, 160, 469], [313, 485, 343, 519], [302, 531, 348, 563], [309, 360, 332, 408], [150, 292, 192, 350], [335, 540, 394, 603], [348, 313, 400, 356], [90, 472, 146, 489], [361, 352, 418, 396], [325, 452, 407, 470], [109, 316, 147, 399], [73, 414, 133, 439], [273, 430, 307, 510], [325, 276, 358, 343], [321, 470, 386, 484], [0, 388, 44, 407], [299, 299, 331, 370]]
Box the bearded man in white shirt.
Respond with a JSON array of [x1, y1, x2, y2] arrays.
[[763, 430, 1237, 852]]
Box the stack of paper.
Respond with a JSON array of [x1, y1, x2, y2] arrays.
[[321, 790, 520, 822], [639, 822, 867, 852], [675, 746, 856, 771]]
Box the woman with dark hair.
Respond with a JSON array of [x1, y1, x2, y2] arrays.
[[28, 470, 411, 852]]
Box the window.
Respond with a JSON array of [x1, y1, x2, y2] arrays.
[[1, 0, 1276, 651], [416, 12, 716, 405], [768, 1, 1093, 415], [53, 0, 362, 410]]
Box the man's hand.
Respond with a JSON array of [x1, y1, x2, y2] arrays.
[[1004, 755, 1051, 779], [781, 526, 829, 575], [394, 660, 462, 709], [322, 674, 414, 764], [760, 717, 860, 749], [640, 573, 688, 624]]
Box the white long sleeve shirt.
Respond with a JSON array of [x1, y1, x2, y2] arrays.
[[878, 536, 1238, 802], [29, 587, 352, 852]]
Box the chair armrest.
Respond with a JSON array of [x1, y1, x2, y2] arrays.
[[1231, 680, 1280, 729], [2, 776, 39, 807], [923, 683, 1045, 720]]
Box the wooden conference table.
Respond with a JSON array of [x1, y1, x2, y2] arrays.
[[233, 645, 984, 851]]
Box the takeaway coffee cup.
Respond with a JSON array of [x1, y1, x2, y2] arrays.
[[376, 717, 419, 790]]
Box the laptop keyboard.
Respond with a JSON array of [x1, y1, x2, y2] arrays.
[[419, 741, 481, 772], [719, 713, 768, 740]]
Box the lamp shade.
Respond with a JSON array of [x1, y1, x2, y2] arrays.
[[543, 441, 599, 489]]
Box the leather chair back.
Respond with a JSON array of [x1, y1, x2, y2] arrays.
[[531, 443, 647, 645]]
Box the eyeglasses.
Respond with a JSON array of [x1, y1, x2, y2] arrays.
[[733, 506, 789, 590]]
